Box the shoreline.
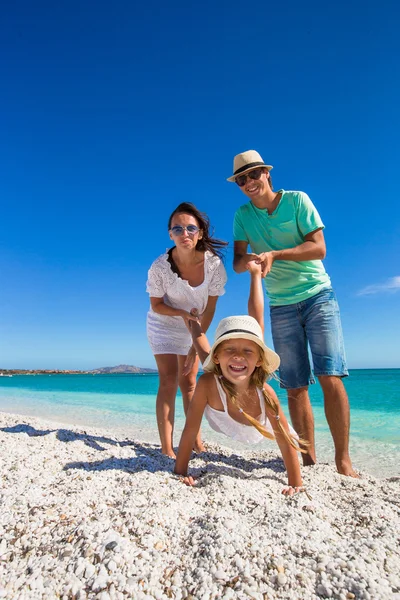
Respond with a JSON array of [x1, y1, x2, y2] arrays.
[[1, 411, 399, 599], [0, 402, 398, 480]]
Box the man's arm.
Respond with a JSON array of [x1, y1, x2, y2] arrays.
[[272, 228, 326, 261], [257, 228, 326, 277], [233, 241, 260, 273]]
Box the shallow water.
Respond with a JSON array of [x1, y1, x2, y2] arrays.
[[0, 370, 399, 477]]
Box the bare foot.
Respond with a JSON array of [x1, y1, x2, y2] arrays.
[[302, 453, 316, 467], [161, 449, 176, 459], [193, 442, 206, 453], [336, 458, 359, 478]]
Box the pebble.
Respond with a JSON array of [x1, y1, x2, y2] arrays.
[[84, 564, 95, 579], [277, 573, 287, 586], [0, 411, 399, 600]]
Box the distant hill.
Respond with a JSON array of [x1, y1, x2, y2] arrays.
[[89, 364, 157, 374]]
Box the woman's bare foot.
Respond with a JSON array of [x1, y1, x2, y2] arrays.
[[193, 441, 206, 453], [336, 457, 359, 478], [162, 448, 176, 459]]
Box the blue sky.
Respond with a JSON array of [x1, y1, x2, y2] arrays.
[[1, 0, 399, 370]]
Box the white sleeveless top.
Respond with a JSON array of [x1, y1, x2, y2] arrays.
[[204, 375, 297, 445]]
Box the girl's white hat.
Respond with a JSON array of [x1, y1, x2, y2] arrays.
[[203, 315, 280, 373]]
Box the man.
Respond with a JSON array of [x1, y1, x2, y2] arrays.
[[230, 149, 357, 477]]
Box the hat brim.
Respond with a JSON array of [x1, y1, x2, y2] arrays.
[[227, 164, 273, 183], [203, 331, 280, 373]]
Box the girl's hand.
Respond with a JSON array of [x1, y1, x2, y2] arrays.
[[188, 307, 200, 329], [182, 345, 197, 376], [246, 260, 262, 275], [177, 475, 198, 487], [282, 485, 303, 496], [282, 486, 312, 499], [181, 310, 200, 329]]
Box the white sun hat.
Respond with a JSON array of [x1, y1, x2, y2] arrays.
[[227, 150, 273, 182], [203, 315, 280, 373]]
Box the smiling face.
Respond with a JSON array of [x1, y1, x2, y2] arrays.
[[169, 212, 202, 250], [239, 168, 272, 201], [213, 338, 262, 384]]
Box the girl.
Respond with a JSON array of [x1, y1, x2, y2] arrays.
[[174, 262, 307, 495], [146, 202, 228, 458]]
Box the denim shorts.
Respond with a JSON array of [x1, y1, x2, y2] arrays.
[[270, 287, 348, 389]]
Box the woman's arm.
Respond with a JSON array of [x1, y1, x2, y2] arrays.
[[199, 295, 218, 333], [174, 376, 209, 480], [150, 297, 199, 326], [263, 384, 303, 492], [246, 261, 264, 335]]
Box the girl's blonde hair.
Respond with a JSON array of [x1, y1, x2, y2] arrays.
[[213, 345, 307, 453]]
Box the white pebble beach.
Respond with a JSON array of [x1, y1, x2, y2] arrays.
[[0, 411, 399, 600]]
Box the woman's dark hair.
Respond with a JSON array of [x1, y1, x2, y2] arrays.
[[168, 202, 228, 260]]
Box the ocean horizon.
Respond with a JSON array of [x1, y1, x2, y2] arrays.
[[1, 368, 399, 478]]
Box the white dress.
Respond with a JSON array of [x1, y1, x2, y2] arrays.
[[146, 251, 227, 355]]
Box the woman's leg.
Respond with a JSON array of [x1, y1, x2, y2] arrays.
[[177, 355, 205, 453], [154, 354, 179, 457]]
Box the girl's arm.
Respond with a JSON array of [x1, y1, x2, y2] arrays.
[[246, 261, 264, 335], [186, 316, 211, 366], [174, 376, 209, 481], [263, 383, 303, 493], [182, 296, 218, 375]]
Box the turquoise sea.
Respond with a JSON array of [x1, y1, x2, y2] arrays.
[[0, 370, 399, 478]]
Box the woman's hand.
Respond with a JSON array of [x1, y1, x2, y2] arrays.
[[182, 345, 197, 376], [180, 310, 201, 329]]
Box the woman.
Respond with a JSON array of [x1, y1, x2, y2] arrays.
[[146, 202, 227, 457]]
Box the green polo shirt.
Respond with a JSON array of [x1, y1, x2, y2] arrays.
[[233, 190, 331, 306]]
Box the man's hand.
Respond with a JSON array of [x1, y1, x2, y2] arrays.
[[255, 251, 275, 277]]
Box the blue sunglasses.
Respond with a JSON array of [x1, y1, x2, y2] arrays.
[[170, 225, 200, 236]]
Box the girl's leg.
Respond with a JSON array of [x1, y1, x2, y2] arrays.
[[177, 355, 205, 453], [154, 354, 179, 457]]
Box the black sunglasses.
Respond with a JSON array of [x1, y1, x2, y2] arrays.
[[235, 168, 265, 187]]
